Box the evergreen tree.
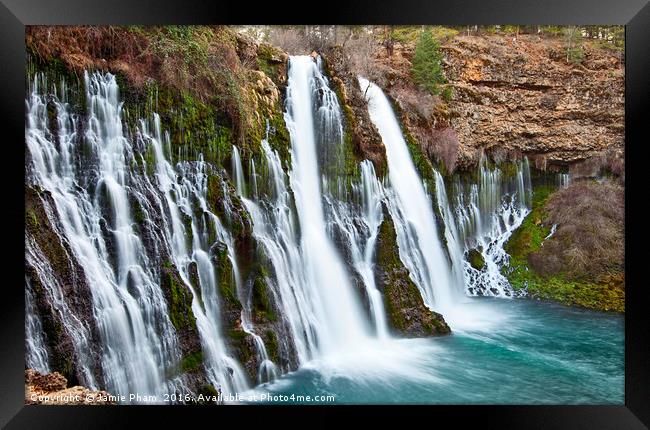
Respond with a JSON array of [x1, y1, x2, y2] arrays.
[[411, 29, 446, 95]]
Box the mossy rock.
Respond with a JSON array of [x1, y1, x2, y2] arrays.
[[467, 248, 485, 270], [375, 206, 451, 336], [263, 329, 280, 364], [251, 270, 277, 322], [160, 264, 198, 333], [213, 243, 240, 307], [180, 350, 204, 373]]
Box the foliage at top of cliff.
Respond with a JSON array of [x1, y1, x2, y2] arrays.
[[26, 26, 288, 154]]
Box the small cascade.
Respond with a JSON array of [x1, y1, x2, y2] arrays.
[[25, 276, 50, 373], [451, 157, 533, 297], [141, 115, 249, 395], [558, 172, 571, 189], [433, 171, 466, 290], [239, 139, 319, 363], [240, 318, 278, 384], [228, 145, 278, 383], [231, 145, 246, 196], [359, 77, 457, 314], [324, 160, 389, 338]]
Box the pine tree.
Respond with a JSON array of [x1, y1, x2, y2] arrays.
[[411, 29, 446, 95]]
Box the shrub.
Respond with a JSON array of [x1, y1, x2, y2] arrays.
[[529, 180, 624, 281], [424, 127, 459, 174]]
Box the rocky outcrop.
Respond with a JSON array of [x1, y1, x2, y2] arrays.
[[323, 46, 387, 174], [377, 33, 624, 171], [374, 205, 451, 336], [25, 369, 116, 405], [443, 34, 624, 167]]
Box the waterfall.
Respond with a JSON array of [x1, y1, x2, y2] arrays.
[[451, 157, 533, 297], [239, 139, 319, 363], [26, 70, 255, 400], [331, 160, 388, 338], [140, 114, 249, 394], [25, 276, 50, 373], [26, 72, 182, 398], [359, 77, 457, 314], [237, 56, 389, 366], [433, 171, 466, 290], [283, 56, 371, 353], [249, 56, 368, 354], [229, 147, 279, 384]]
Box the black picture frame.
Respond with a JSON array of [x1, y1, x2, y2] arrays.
[[2, 0, 648, 427]]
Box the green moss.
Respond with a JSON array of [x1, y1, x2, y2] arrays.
[[180, 350, 204, 373], [502, 184, 624, 312], [264, 330, 280, 363], [256, 43, 285, 84], [206, 175, 226, 218], [196, 384, 220, 403], [467, 248, 485, 270], [504, 185, 554, 258], [228, 328, 253, 364], [215, 245, 239, 306], [26, 208, 40, 230], [252, 272, 277, 321], [163, 268, 198, 332], [376, 212, 449, 335], [505, 258, 624, 312], [497, 160, 519, 180], [266, 110, 291, 168]]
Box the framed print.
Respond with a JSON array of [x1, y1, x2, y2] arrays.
[[1, 0, 648, 427]]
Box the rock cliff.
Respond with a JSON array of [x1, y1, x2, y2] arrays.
[[377, 33, 624, 171]]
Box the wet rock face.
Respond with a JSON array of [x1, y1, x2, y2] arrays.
[[322, 46, 387, 174], [25, 186, 104, 387], [441, 34, 624, 167], [374, 205, 451, 337]]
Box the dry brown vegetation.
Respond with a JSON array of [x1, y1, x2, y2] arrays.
[[529, 179, 624, 282], [569, 148, 625, 180], [26, 26, 259, 142]]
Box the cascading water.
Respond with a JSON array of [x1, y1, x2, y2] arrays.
[[25, 276, 50, 373], [239, 139, 319, 363], [230, 144, 278, 383], [450, 157, 533, 297], [324, 160, 388, 338], [235, 56, 382, 365], [24, 48, 620, 407], [433, 171, 466, 290], [282, 56, 372, 353], [359, 77, 457, 314], [25, 70, 262, 400], [140, 116, 249, 394], [26, 72, 182, 399]]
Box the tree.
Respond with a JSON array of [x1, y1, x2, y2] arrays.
[[411, 29, 446, 95], [563, 26, 583, 65]]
